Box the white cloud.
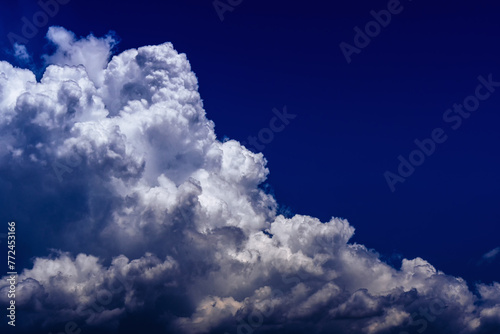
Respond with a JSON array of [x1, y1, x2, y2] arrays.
[[12, 43, 32, 65], [0, 27, 499, 334], [43, 26, 117, 87]]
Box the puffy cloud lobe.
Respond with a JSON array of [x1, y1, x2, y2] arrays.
[[44, 26, 117, 87], [0, 27, 499, 334]]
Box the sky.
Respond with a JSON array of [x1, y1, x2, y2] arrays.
[[0, 0, 499, 333]]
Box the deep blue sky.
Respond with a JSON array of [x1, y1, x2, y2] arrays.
[[1, 0, 499, 286]]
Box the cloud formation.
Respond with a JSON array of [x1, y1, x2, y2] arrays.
[[479, 247, 500, 266], [0, 27, 499, 334]]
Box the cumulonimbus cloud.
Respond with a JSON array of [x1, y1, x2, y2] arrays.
[[0, 27, 499, 334]]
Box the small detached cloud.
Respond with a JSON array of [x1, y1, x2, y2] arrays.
[[479, 247, 500, 265], [0, 27, 499, 334], [12, 43, 32, 64]]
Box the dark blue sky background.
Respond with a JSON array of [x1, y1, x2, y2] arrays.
[[0, 0, 499, 286]]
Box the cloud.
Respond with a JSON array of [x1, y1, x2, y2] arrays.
[[478, 247, 500, 266], [12, 43, 32, 65], [0, 27, 499, 334], [43, 26, 117, 87], [482, 247, 500, 261]]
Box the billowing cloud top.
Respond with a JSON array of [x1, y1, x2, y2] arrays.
[[0, 27, 499, 334]]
